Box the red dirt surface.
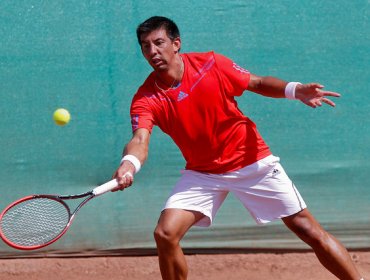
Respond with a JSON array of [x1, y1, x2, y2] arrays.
[[0, 251, 368, 279]]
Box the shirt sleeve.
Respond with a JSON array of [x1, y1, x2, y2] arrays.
[[214, 53, 250, 96], [130, 93, 155, 133]]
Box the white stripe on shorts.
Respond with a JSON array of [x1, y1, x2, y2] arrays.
[[163, 155, 307, 227]]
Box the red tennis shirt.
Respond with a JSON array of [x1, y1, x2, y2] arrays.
[[130, 51, 271, 173]]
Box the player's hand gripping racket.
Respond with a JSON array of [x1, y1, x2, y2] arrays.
[[0, 179, 119, 250]]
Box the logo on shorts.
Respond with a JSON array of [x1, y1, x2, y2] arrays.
[[272, 168, 281, 176]]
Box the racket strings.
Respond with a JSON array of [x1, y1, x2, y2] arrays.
[[0, 198, 70, 247]]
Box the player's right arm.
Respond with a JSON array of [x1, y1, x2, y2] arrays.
[[112, 128, 151, 191]]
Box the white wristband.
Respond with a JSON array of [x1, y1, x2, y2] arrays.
[[285, 82, 302, 100], [121, 155, 141, 173]]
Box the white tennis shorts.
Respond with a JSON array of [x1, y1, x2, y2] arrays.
[[163, 155, 306, 226]]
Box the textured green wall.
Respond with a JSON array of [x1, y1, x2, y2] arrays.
[[0, 1, 369, 255]]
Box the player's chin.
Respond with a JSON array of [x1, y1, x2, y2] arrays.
[[151, 62, 167, 71], [151, 66, 167, 73]]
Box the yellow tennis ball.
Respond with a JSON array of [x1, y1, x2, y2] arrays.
[[53, 108, 71, 126]]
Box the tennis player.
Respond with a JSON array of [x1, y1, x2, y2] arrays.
[[112, 16, 364, 280]]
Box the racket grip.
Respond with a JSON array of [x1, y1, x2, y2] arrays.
[[92, 179, 119, 196]]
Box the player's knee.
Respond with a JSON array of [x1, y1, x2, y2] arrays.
[[153, 226, 180, 248], [293, 222, 327, 248], [306, 228, 328, 248], [284, 211, 329, 248]]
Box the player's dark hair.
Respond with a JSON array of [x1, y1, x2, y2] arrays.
[[136, 16, 180, 46]]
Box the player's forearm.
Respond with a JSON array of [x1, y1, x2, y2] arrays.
[[247, 75, 287, 98], [122, 128, 150, 166], [123, 140, 148, 166]]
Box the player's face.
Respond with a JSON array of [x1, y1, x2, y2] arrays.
[[140, 28, 181, 72]]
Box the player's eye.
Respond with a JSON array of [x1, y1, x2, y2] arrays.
[[155, 40, 165, 46]]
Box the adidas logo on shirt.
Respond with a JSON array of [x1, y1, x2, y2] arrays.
[[177, 91, 189, 101]]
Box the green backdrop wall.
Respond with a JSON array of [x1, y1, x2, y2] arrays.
[[0, 0, 369, 256]]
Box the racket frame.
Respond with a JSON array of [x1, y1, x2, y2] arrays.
[[0, 179, 118, 250], [0, 192, 93, 250]]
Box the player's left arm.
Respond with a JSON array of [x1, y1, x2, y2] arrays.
[[247, 74, 341, 108]]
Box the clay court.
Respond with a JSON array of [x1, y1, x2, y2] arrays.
[[1, 251, 369, 279]]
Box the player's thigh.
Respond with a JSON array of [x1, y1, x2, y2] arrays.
[[164, 169, 229, 227], [155, 208, 205, 241], [232, 162, 306, 224]]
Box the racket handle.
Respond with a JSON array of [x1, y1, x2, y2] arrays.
[[92, 179, 119, 196]]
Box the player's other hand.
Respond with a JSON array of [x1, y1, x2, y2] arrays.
[[295, 83, 341, 108]]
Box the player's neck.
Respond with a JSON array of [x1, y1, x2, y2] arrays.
[[155, 55, 184, 91]]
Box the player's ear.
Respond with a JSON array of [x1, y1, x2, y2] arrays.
[[173, 37, 181, 53]]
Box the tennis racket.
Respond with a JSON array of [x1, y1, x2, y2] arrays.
[[0, 179, 119, 250]]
